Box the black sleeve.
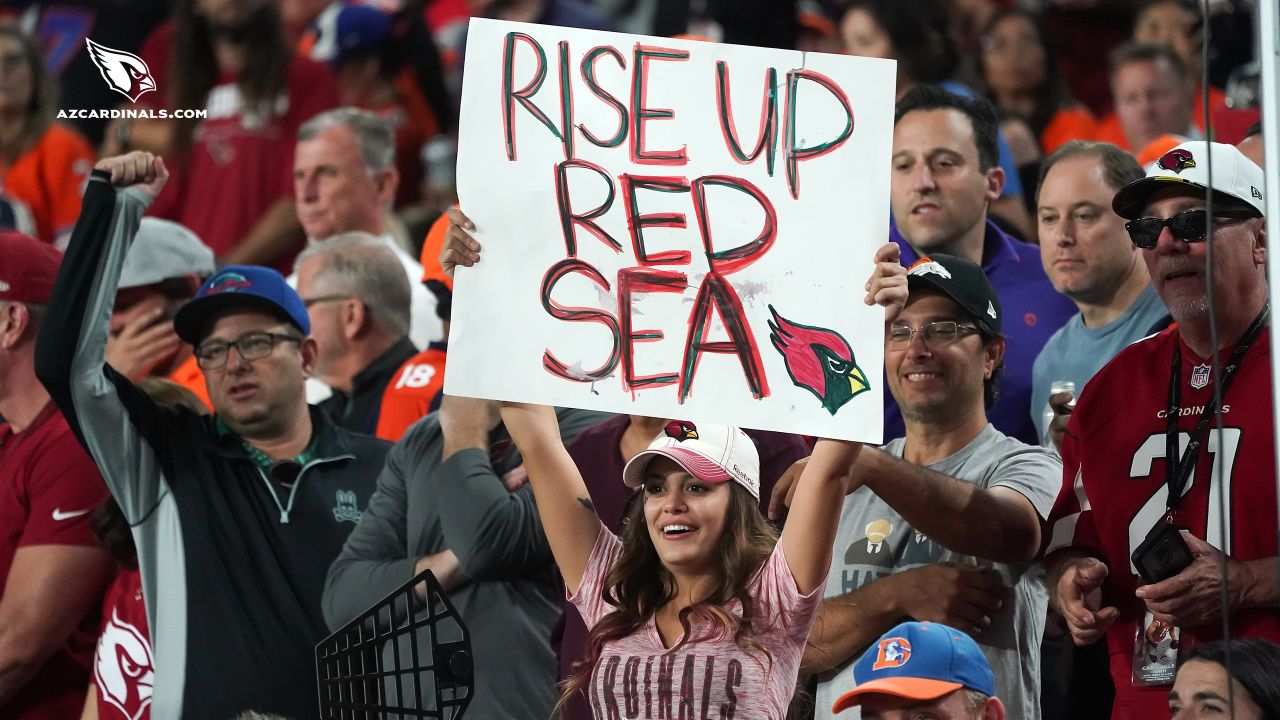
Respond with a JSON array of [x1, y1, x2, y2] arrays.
[[34, 171, 178, 524]]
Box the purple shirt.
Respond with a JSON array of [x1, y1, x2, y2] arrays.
[[556, 416, 811, 720], [889, 219, 1077, 445]]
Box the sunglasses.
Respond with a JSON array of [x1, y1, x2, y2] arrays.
[[1125, 209, 1259, 249]]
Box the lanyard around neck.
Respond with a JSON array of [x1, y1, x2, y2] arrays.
[[1162, 303, 1269, 516]]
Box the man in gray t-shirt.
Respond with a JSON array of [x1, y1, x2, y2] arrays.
[[780, 250, 1061, 720]]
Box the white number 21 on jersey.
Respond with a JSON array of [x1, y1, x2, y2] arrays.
[[1127, 429, 1241, 575]]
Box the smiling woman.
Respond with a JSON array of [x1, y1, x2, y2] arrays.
[[499, 404, 859, 719]]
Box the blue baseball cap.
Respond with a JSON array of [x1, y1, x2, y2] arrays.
[[832, 622, 995, 713], [173, 265, 310, 344], [331, 3, 393, 67]]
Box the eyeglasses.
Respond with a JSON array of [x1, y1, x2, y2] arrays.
[[302, 294, 354, 309], [887, 321, 980, 346], [194, 331, 302, 370], [1125, 209, 1258, 249]]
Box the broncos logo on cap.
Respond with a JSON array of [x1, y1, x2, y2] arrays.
[[665, 420, 698, 441], [872, 637, 913, 670], [1158, 148, 1196, 174], [207, 272, 253, 295], [907, 258, 952, 280]]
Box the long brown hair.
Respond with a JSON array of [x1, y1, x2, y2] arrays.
[[0, 26, 56, 162], [559, 482, 779, 708], [170, 0, 290, 154]]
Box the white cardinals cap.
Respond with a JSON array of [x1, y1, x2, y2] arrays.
[[621, 421, 761, 499], [1112, 141, 1265, 220]]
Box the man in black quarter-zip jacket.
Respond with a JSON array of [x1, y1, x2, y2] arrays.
[[35, 151, 390, 720]]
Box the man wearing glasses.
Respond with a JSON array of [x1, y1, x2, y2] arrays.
[[294, 233, 418, 435], [1045, 141, 1280, 719], [34, 152, 390, 719], [772, 251, 1061, 720]]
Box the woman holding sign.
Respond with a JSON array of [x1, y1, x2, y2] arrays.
[[441, 210, 862, 719]]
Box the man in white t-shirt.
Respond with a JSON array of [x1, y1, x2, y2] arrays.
[[291, 107, 441, 349]]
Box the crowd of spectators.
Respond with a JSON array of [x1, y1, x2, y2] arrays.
[[0, 0, 1276, 719]]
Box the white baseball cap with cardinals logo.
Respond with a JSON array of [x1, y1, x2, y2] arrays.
[[622, 421, 761, 499], [1112, 140, 1266, 220]]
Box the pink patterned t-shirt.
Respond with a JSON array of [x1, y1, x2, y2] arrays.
[[568, 526, 822, 719]]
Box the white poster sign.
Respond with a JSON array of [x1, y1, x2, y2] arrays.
[[447, 18, 895, 442]]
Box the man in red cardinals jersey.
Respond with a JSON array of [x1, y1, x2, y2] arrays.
[[1046, 140, 1279, 719]]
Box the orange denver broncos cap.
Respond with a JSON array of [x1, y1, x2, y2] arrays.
[[831, 622, 996, 713]]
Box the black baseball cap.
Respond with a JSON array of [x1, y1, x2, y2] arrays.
[[903, 254, 1001, 336]]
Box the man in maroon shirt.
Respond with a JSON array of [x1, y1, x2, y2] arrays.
[[0, 232, 113, 718], [129, 0, 340, 271]]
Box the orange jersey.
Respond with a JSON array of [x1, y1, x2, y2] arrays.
[[376, 344, 446, 442], [1094, 112, 1129, 151], [167, 354, 213, 412], [419, 208, 453, 289], [1040, 106, 1099, 155], [2, 124, 94, 244]]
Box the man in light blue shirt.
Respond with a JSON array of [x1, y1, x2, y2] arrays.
[[1031, 141, 1170, 450]]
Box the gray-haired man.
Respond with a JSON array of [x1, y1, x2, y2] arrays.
[[293, 107, 441, 349], [295, 232, 418, 434]]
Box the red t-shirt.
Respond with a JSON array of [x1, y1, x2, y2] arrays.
[[141, 22, 340, 271], [375, 344, 447, 442], [1, 123, 94, 245], [0, 402, 109, 719], [93, 568, 153, 720], [1047, 326, 1280, 719]]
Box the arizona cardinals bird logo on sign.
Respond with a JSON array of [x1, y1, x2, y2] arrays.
[[768, 305, 869, 415], [86, 39, 156, 103]]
